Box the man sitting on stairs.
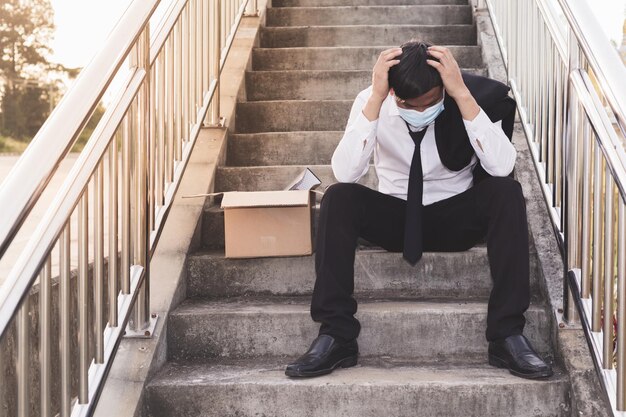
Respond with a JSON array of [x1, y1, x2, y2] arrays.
[[285, 40, 553, 380]]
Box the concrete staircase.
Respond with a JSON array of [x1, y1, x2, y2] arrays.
[[144, 1, 572, 416]]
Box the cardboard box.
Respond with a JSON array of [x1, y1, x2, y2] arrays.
[[221, 190, 313, 258]]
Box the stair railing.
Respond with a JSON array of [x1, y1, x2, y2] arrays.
[[483, 0, 626, 413], [0, 0, 257, 416]]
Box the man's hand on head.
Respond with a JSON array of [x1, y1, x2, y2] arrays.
[[426, 45, 480, 122], [362, 47, 403, 122], [425, 46, 469, 99], [371, 47, 402, 101]]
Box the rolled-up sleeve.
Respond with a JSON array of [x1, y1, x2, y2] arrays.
[[331, 88, 378, 183], [463, 108, 516, 177]]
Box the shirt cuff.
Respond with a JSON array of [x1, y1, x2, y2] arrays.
[[349, 109, 378, 139], [462, 107, 492, 138]]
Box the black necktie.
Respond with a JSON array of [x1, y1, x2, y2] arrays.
[[403, 122, 428, 266]]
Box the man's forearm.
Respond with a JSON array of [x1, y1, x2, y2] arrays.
[[454, 89, 483, 151], [454, 89, 480, 122], [362, 94, 385, 122]]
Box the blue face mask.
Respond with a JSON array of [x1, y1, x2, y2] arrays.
[[397, 96, 445, 130]]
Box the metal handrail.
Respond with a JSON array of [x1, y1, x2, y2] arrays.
[[0, 0, 160, 261], [484, 0, 626, 414], [0, 0, 258, 416], [559, 0, 626, 138]]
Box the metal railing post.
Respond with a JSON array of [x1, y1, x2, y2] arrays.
[[130, 26, 152, 333], [562, 24, 581, 325], [59, 224, 71, 417], [122, 116, 132, 295], [78, 194, 89, 404], [182, 4, 190, 139], [17, 298, 29, 417], [563, 74, 580, 324], [190, 0, 197, 122], [580, 110, 592, 299], [592, 143, 604, 332], [617, 200, 626, 409], [109, 138, 119, 328], [39, 256, 51, 417], [210, 0, 222, 126], [94, 164, 105, 363], [202, 0, 209, 98], [603, 173, 615, 369], [165, 21, 177, 183]]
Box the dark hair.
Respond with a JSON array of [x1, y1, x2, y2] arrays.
[[388, 40, 442, 100]]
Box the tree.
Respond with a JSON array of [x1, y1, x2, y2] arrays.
[[0, 83, 23, 137], [0, 0, 56, 139], [0, 80, 57, 138], [0, 0, 55, 82]]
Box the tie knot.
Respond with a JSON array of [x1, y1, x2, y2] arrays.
[[406, 122, 428, 146]]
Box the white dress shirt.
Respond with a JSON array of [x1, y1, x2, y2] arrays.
[[331, 85, 517, 205]]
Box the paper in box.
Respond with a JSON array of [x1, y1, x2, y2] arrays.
[[220, 190, 313, 258]]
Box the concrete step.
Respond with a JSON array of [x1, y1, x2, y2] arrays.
[[246, 70, 371, 101], [186, 248, 543, 300], [215, 164, 376, 191], [236, 100, 352, 133], [273, 0, 469, 6], [260, 24, 477, 48], [266, 5, 473, 27], [246, 67, 486, 101], [166, 298, 552, 360], [252, 46, 482, 71], [226, 131, 343, 166], [146, 360, 569, 417]]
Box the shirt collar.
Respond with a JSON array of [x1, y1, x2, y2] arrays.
[[387, 93, 400, 117]]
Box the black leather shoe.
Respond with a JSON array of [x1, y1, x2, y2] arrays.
[[488, 334, 553, 379], [285, 334, 358, 378]]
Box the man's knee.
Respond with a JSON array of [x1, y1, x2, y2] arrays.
[[321, 182, 365, 210], [479, 176, 526, 214]]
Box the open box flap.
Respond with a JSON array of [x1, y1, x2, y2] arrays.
[[221, 190, 310, 209]]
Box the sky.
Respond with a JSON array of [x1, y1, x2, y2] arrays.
[[50, 0, 132, 69], [48, 0, 625, 70], [592, 0, 626, 47]]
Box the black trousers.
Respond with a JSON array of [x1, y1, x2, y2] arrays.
[[311, 176, 530, 342]]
